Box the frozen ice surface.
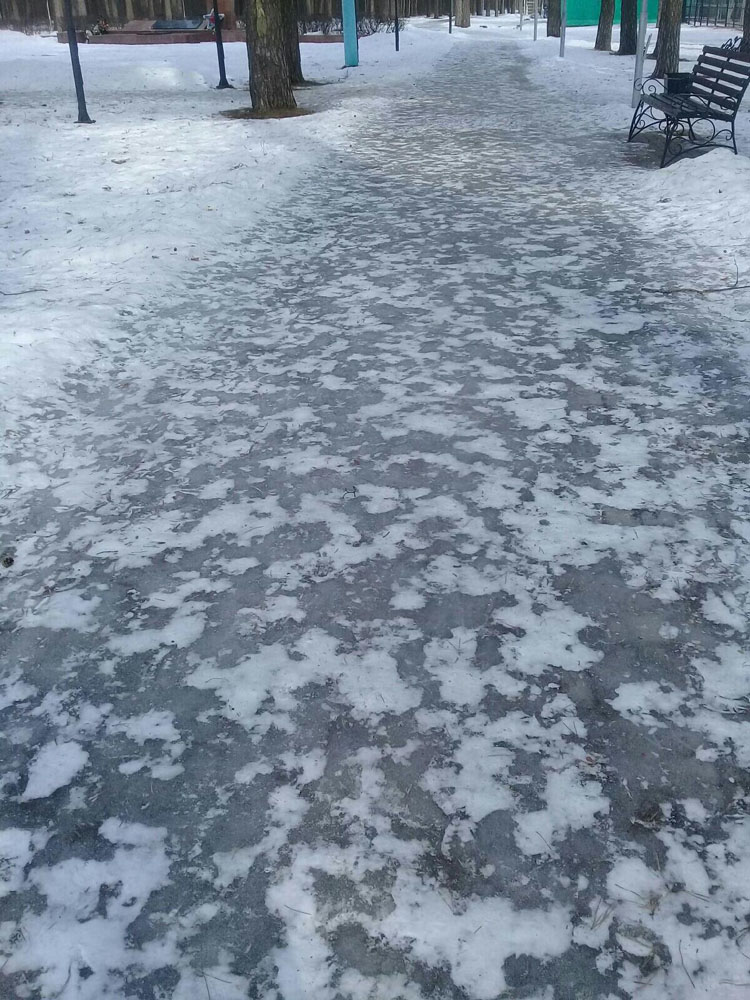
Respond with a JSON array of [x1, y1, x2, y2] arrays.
[[2, 19, 750, 1000]]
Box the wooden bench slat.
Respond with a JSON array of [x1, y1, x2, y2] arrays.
[[696, 56, 746, 78], [693, 67, 744, 93], [692, 73, 744, 101], [645, 93, 733, 120], [697, 54, 750, 78], [702, 45, 750, 62], [691, 90, 739, 111]]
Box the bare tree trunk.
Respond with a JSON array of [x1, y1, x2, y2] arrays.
[[282, 0, 304, 85], [455, 0, 469, 26], [594, 0, 614, 50], [648, 1, 662, 61], [618, 0, 637, 54], [547, 0, 560, 36], [742, 0, 750, 50], [654, 0, 681, 75], [246, 0, 297, 110]]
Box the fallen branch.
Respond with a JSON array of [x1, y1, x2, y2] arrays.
[[644, 259, 750, 296], [647, 281, 750, 296], [679, 939, 696, 990], [0, 287, 48, 296]]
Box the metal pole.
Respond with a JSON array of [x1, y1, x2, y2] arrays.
[[213, 7, 232, 89], [394, 0, 399, 49], [342, 0, 359, 66], [449, 0, 453, 32], [559, 0, 566, 56], [632, 0, 650, 106], [533, 0, 538, 38], [63, 0, 93, 123], [519, 0, 523, 29]]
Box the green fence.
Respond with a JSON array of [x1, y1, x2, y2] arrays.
[[566, 0, 659, 26]]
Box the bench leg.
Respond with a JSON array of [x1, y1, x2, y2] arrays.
[[660, 117, 678, 168], [627, 100, 646, 142], [731, 120, 738, 155]]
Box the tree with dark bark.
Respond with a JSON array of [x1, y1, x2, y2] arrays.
[[246, 0, 297, 110], [648, 1, 662, 63], [63, 0, 93, 123], [594, 0, 614, 51], [742, 0, 750, 51], [454, 0, 470, 28], [282, 0, 305, 86], [653, 0, 682, 76], [618, 0, 637, 55], [547, 0, 560, 37]]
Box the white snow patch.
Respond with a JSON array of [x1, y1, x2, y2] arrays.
[[0, 828, 49, 898], [0, 669, 37, 710], [2, 820, 171, 998], [514, 768, 609, 856], [21, 741, 89, 800], [609, 681, 687, 726], [188, 628, 421, 730], [20, 590, 102, 632], [108, 709, 181, 744], [108, 604, 206, 654], [422, 628, 484, 707]]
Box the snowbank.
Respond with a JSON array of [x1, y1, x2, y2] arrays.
[[636, 146, 750, 251]]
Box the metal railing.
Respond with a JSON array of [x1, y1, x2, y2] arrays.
[[682, 0, 745, 27]]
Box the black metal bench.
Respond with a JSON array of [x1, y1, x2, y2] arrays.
[[627, 44, 750, 167]]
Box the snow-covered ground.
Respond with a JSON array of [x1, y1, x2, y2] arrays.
[[2, 19, 748, 386], [2, 18, 750, 1000], [447, 17, 750, 254], [0, 26, 452, 415], [3, 19, 748, 419]]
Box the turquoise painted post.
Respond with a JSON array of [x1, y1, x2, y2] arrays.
[[342, 0, 359, 67]]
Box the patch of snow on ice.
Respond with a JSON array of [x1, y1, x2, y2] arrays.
[[21, 741, 89, 800]]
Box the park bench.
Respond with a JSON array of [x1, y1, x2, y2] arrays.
[[627, 43, 750, 167]]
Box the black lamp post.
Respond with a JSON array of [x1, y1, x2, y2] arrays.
[[213, 7, 233, 89], [63, 0, 94, 123]]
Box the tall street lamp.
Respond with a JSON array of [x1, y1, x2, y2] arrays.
[[63, 0, 94, 123]]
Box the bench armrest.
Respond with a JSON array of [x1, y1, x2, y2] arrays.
[[634, 74, 665, 98]]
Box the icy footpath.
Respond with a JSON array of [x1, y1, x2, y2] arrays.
[[2, 27, 750, 1000]]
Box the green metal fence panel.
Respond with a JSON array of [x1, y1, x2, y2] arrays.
[[566, 0, 659, 27]]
